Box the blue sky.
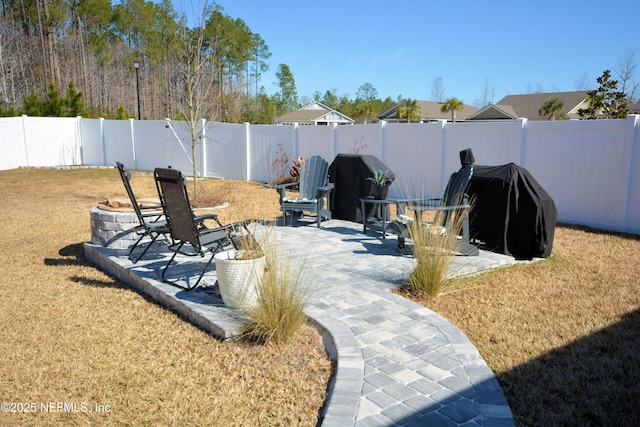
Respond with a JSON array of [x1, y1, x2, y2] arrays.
[[176, 0, 640, 106]]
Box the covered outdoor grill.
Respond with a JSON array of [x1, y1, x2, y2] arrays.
[[328, 154, 395, 222], [467, 163, 557, 259]]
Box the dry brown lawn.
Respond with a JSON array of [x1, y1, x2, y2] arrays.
[[0, 168, 330, 426], [1, 167, 639, 426]]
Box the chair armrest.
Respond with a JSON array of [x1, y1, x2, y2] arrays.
[[139, 204, 163, 211], [424, 204, 471, 211], [140, 205, 164, 219], [405, 198, 441, 207], [318, 183, 334, 192], [140, 210, 164, 218], [192, 213, 221, 228], [193, 213, 219, 221], [271, 182, 299, 204], [271, 182, 299, 190], [317, 183, 334, 197], [269, 181, 300, 194], [413, 203, 471, 213]]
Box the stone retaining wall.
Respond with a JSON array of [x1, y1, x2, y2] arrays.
[[90, 207, 139, 249]]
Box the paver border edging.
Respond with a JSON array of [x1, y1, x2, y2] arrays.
[[306, 307, 363, 426], [83, 243, 237, 338]]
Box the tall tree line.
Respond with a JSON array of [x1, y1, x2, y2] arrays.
[[0, 0, 407, 123], [0, 0, 272, 121]]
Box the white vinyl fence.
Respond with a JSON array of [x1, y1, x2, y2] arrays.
[[2, 114, 639, 235]]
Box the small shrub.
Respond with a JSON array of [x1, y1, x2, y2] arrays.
[[267, 144, 302, 186], [407, 206, 469, 297], [242, 241, 310, 344], [367, 169, 393, 186]]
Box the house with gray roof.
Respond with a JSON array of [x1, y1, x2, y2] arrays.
[[468, 91, 591, 121], [377, 100, 480, 123], [276, 101, 354, 125]]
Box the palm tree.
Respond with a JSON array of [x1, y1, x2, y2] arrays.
[[397, 98, 420, 123], [440, 97, 464, 122], [354, 99, 375, 124], [539, 98, 564, 120]]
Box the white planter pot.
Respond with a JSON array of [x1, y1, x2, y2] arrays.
[[214, 250, 266, 309]]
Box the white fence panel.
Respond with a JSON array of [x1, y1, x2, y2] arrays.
[[335, 124, 382, 158], [445, 120, 523, 168], [625, 115, 640, 233], [205, 122, 246, 180], [22, 116, 80, 166], [297, 125, 335, 164], [247, 124, 294, 182], [383, 122, 445, 199], [133, 120, 190, 174], [79, 118, 104, 166], [160, 120, 205, 176], [0, 117, 28, 169], [103, 120, 135, 168], [523, 119, 629, 231]]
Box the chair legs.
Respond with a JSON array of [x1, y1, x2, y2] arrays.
[[282, 208, 328, 228], [161, 250, 216, 291], [128, 230, 163, 263], [161, 241, 229, 291], [161, 241, 212, 291], [282, 210, 303, 226]]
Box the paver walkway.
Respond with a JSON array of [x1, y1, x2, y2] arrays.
[[85, 218, 517, 426]]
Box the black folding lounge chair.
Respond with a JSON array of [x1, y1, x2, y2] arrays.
[[392, 149, 479, 256], [153, 167, 248, 290], [116, 161, 170, 263]]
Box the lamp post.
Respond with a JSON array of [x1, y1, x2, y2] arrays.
[[133, 60, 141, 120]]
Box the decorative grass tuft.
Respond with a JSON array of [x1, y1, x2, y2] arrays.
[[406, 206, 469, 297], [241, 240, 310, 344]]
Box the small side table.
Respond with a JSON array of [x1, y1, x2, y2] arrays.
[[359, 196, 396, 238]]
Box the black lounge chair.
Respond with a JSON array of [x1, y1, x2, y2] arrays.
[[116, 161, 170, 263], [392, 149, 479, 256], [153, 167, 248, 290]]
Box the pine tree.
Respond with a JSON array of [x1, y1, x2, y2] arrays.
[[578, 70, 629, 119], [65, 81, 86, 117]]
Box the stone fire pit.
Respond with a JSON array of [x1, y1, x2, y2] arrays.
[[90, 207, 140, 249]]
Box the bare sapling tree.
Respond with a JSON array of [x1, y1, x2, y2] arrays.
[[174, 2, 216, 199], [474, 78, 495, 108], [615, 50, 639, 103], [431, 77, 445, 102]]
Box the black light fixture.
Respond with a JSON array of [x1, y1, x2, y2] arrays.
[[133, 59, 141, 120]]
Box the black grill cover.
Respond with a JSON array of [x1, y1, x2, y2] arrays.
[[328, 154, 395, 222], [467, 163, 557, 259]]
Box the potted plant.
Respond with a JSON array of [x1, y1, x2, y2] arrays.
[[214, 223, 268, 309], [367, 169, 393, 199]]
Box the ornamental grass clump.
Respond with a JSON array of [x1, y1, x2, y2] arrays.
[[242, 240, 310, 344], [407, 206, 469, 297], [232, 221, 268, 260]]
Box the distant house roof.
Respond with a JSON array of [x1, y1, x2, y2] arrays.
[[276, 101, 354, 125], [378, 100, 480, 122], [468, 91, 591, 121], [466, 104, 519, 120], [629, 103, 640, 114]]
